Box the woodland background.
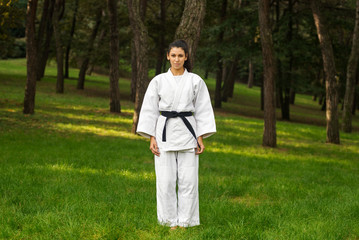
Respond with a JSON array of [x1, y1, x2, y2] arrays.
[[1, 0, 359, 239]]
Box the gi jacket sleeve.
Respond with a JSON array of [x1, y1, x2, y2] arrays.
[[194, 78, 216, 138], [136, 79, 160, 138]]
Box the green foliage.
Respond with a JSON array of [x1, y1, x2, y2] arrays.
[[0, 0, 26, 59], [1, 59, 359, 239]]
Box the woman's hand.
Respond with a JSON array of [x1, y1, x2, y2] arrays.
[[150, 136, 160, 156], [195, 136, 205, 155]]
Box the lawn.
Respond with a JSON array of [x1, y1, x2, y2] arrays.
[[0, 59, 359, 239]]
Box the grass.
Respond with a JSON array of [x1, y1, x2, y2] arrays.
[[1, 59, 359, 239]]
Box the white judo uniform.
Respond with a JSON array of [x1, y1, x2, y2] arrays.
[[137, 68, 216, 227]]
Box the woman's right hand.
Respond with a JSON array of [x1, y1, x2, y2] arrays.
[[150, 136, 160, 156]]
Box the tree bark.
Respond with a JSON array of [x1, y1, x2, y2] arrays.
[[65, 0, 79, 79], [128, 0, 149, 133], [214, 0, 227, 108], [77, 7, 103, 90], [108, 0, 121, 113], [247, 58, 254, 88], [342, 0, 359, 133], [311, 0, 340, 144], [23, 0, 38, 114], [353, 74, 359, 115], [52, 0, 64, 93], [130, 39, 137, 102], [222, 60, 237, 101], [155, 0, 166, 75], [281, 0, 293, 120], [174, 0, 206, 67], [36, 0, 54, 81], [130, 0, 147, 102], [260, 77, 264, 111], [35, 0, 50, 81], [259, 0, 277, 148]]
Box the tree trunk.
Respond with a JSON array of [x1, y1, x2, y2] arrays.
[[259, 0, 277, 148], [311, 0, 340, 144], [290, 90, 295, 104], [174, 0, 206, 67], [130, 0, 147, 102], [23, 0, 38, 114], [204, 67, 209, 79], [130, 39, 137, 102], [342, 0, 359, 133], [215, 60, 223, 108], [221, 60, 230, 102], [222, 60, 237, 101], [260, 76, 264, 111], [108, 0, 121, 113], [281, 0, 293, 119], [288, 0, 295, 105], [36, 0, 54, 81], [65, 0, 79, 78], [52, 0, 64, 93], [155, 0, 166, 75], [353, 89, 358, 115], [353, 74, 359, 115], [128, 0, 149, 133], [35, 0, 50, 81], [228, 60, 237, 98], [214, 0, 227, 108], [248, 58, 254, 88], [77, 7, 102, 90]]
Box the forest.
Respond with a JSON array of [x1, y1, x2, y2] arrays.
[[1, 0, 358, 144], [1, 0, 359, 238]]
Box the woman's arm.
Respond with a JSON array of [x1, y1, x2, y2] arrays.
[[150, 136, 160, 156], [195, 136, 205, 155]]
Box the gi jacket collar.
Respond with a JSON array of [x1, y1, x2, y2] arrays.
[[166, 68, 189, 111]]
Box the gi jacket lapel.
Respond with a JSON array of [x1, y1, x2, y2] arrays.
[[167, 68, 188, 111]]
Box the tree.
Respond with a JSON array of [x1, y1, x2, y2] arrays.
[[128, 0, 149, 133], [155, 0, 167, 75], [174, 0, 206, 67], [311, 0, 340, 144], [130, 0, 147, 102], [77, 6, 103, 90], [258, 0, 277, 148], [64, 0, 79, 79], [214, 0, 227, 109], [342, 0, 359, 133], [248, 58, 254, 88], [107, 0, 121, 113], [36, 0, 54, 81], [23, 0, 38, 114], [52, 0, 65, 93]]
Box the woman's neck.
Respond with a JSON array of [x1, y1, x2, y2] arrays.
[[170, 67, 185, 76]]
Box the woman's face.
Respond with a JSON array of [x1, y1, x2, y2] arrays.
[[167, 47, 187, 71]]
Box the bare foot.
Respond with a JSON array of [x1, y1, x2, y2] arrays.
[[170, 226, 178, 230]]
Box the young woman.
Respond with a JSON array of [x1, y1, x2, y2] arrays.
[[136, 40, 216, 229]]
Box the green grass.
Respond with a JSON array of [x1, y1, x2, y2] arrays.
[[1, 59, 359, 239]]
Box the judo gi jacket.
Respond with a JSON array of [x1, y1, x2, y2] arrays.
[[137, 69, 216, 151]]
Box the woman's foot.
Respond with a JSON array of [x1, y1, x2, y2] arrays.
[[170, 226, 178, 230]]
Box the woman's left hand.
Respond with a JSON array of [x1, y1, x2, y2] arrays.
[[195, 136, 205, 155]]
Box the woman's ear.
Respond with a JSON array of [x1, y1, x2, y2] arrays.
[[167, 52, 170, 60]]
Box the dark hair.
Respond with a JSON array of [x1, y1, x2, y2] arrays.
[[167, 39, 192, 72]]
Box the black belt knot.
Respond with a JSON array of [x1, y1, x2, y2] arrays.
[[161, 111, 200, 148]]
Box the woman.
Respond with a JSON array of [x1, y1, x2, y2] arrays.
[[136, 40, 216, 229]]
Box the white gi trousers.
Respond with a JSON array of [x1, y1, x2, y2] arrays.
[[154, 149, 200, 227]]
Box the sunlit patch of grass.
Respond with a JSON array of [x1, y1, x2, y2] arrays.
[[38, 164, 156, 181], [53, 122, 138, 139]]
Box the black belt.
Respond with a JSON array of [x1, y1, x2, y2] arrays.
[[161, 111, 200, 148]]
